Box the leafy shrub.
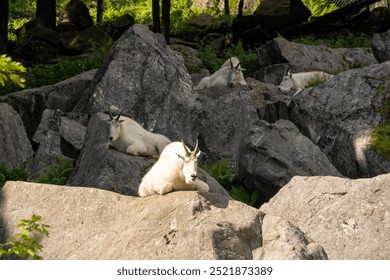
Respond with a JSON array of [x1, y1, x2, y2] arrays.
[[35, 158, 74, 185], [201, 159, 261, 207], [292, 32, 371, 48], [0, 214, 49, 260], [371, 123, 390, 160], [0, 163, 28, 189], [0, 54, 26, 93], [305, 77, 327, 88]]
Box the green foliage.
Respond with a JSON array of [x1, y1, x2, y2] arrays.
[[0, 214, 49, 260], [201, 159, 260, 207], [0, 55, 26, 91], [305, 77, 327, 88], [292, 32, 371, 48], [35, 158, 74, 185], [302, 0, 338, 17], [0, 163, 28, 189], [371, 123, 390, 160]]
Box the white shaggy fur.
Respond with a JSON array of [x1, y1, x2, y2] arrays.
[[278, 70, 334, 93], [107, 110, 171, 159], [195, 57, 247, 90], [138, 140, 210, 197]]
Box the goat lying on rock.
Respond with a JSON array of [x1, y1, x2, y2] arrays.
[[138, 140, 210, 197], [107, 109, 171, 159], [278, 70, 334, 93], [195, 57, 247, 90]]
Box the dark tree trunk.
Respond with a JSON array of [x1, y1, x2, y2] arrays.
[[0, 0, 8, 53], [152, 0, 161, 33], [161, 0, 170, 43], [224, 0, 230, 15], [238, 0, 244, 17], [36, 0, 56, 29], [97, 0, 104, 23]]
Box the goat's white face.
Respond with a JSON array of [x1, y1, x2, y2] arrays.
[[177, 140, 201, 184], [107, 110, 124, 142], [278, 72, 293, 92], [227, 59, 242, 88]]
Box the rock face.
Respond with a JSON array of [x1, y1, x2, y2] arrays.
[[1, 181, 329, 260], [0, 181, 261, 259], [196, 86, 257, 160], [256, 37, 378, 85], [235, 119, 342, 201], [0, 103, 33, 170], [75, 24, 202, 143], [290, 61, 390, 178], [260, 174, 390, 260], [67, 113, 230, 197], [371, 28, 390, 63], [0, 69, 96, 140]]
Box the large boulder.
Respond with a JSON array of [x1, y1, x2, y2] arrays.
[[0, 103, 33, 170], [0, 69, 96, 140], [1, 181, 327, 259], [289, 61, 390, 178], [58, 0, 94, 30], [67, 112, 229, 197], [260, 174, 390, 259], [74, 24, 202, 143], [256, 37, 378, 84], [0, 182, 260, 259], [30, 109, 86, 180], [371, 28, 390, 63], [196, 86, 257, 160], [235, 119, 342, 201]]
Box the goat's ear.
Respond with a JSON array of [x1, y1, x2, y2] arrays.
[[287, 71, 292, 77]]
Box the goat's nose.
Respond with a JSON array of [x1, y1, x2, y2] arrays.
[[191, 173, 197, 180], [109, 136, 113, 141], [228, 83, 234, 88]]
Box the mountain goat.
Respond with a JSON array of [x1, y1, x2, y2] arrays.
[[107, 109, 171, 159], [278, 70, 334, 93], [195, 57, 247, 90], [138, 140, 210, 197]]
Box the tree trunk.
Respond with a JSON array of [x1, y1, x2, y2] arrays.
[[97, 0, 104, 23], [36, 0, 56, 29], [238, 0, 244, 17], [0, 0, 8, 53], [224, 0, 230, 15], [161, 0, 171, 43], [152, 0, 161, 33]]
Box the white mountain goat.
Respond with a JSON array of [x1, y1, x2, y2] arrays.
[[138, 140, 210, 197], [195, 57, 247, 90], [107, 109, 171, 159], [278, 70, 334, 93]]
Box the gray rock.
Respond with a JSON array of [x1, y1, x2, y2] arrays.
[[235, 119, 342, 201], [169, 43, 204, 73], [371, 28, 390, 63], [30, 109, 86, 180], [260, 174, 390, 259], [256, 37, 378, 84], [290, 61, 390, 178], [254, 215, 328, 260], [196, 85, 258, 160], [0, 103, 33, 170], [1, 181, 259, 259], [0, 69, 96, 140], [74, 24, 202, 143], [68, 112, 229, 197]]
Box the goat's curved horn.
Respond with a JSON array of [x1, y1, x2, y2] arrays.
[[115, 109, 124, 121], [193, 139, 199, 155], [181, 139, 191, 156], [230, 58, 233, 69], [235, 63, 240, 70]]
